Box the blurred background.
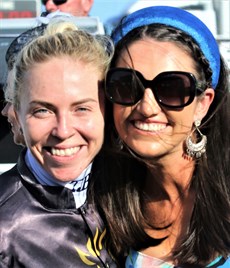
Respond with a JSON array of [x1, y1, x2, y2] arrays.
[[0, 0, 230, 173]]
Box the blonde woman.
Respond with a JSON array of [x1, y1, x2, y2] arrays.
[[0, 18, 115, 267]]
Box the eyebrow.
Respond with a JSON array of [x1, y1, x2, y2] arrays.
[[29, 98, 98, 108]]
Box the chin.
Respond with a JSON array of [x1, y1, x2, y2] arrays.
[[50, 168, 80, 182]]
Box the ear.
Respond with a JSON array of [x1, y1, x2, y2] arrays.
[[14, 106, 22, 128], [82, 0, 94, 14], [194, 88, 215, 121]]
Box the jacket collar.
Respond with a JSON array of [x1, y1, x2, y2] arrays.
[[17, 149, 77, 210]]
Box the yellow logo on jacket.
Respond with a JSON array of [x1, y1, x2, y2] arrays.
[[75, 228, 106, 267]]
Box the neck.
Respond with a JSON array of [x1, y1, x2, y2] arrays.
[[25, 149, 92, 208], [139, 151, 197, 261], [145, 151, 195, 197], [141, 154, 196, 259]]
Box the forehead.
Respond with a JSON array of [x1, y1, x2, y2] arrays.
[[24, 55, 100, 78], [21, 57, 101, 101], [117, 39, 196, 77], [120, 39, 191, 61]]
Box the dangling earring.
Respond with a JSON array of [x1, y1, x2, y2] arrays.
[[185, 119, 207, 159]]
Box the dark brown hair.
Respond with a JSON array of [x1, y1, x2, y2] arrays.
[[95, 24, 230, 266]]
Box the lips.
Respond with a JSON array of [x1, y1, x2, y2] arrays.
[[50, 147, 80, 157], [134, 121, 166, 132]]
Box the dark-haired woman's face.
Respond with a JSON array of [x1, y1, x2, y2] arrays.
[[113, 38, 213, 161]]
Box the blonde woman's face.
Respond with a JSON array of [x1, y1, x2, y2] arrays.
[[17, 56, 105, 181]]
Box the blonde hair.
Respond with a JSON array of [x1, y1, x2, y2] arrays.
[[13, 19, 114, 109]]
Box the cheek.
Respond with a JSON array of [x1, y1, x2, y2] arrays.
[[181, 105, 197, 126], [169, 107, 195, 133], [20, 118, 51, 146], [113, 105, 123, 122], [22, 125, 42, 146], [81, 114, 105, 140]]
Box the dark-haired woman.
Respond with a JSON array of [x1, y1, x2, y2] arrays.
[[101, 6, 230, 268]]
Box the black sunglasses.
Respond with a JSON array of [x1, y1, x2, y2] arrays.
[[105, 68, 205, 108], [42, 0, 67, 5]]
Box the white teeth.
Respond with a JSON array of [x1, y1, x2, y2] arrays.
[[134, 121, 166, 132], [51, 147, 79, 156]]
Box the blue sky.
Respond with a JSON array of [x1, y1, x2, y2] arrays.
[[90, 0, 136, 24]]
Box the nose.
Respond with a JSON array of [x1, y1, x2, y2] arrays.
[[45, 0, 58, 12], [1, 102, 11, 117], [51, 114, 75, 140], [136, 88, 161, 116]]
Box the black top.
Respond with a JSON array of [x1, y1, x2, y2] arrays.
[[0, 149, 117, 268]]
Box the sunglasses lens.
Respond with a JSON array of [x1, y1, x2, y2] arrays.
[[106, 70, 143, 105], [42, 0, 67, 5], [106, 69, 195, 108], [53, 0, 67, 4], [155, 73, 192, 107]]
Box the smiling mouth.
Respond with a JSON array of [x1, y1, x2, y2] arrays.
[[45, 147, 80, 156], [134, 121, 166, 132]]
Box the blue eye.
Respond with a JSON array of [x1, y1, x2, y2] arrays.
[[34, 108, 49, 114], [32, 108, 52, 118]]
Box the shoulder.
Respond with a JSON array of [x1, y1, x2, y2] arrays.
[[208, 256, 230, 267], [216, 256, 230, 267], [0, 165, 22, 205]]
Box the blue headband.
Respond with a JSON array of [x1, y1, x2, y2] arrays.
[[112, 6, 220, 89]]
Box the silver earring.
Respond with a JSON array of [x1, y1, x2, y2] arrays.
[[185, 120, 207, 159]]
